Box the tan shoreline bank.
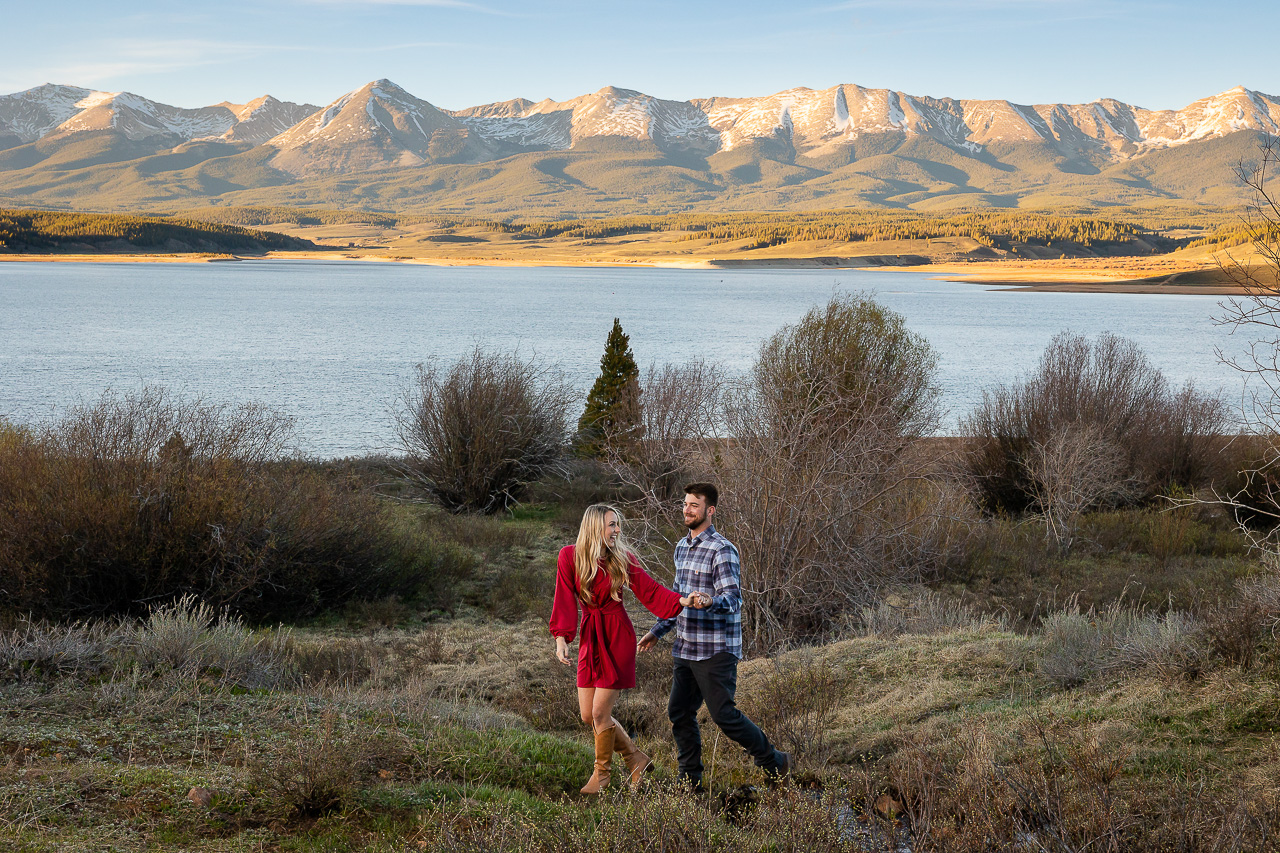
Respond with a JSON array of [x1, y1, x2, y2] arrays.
[[0, 247, 1258, 295]]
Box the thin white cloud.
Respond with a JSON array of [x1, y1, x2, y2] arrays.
[[300, 0, 497, 10], [821, 0, 1078, 8], [5, 36, 463, 95]]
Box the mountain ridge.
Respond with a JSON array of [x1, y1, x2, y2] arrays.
[[0, 79, 1274, 215]]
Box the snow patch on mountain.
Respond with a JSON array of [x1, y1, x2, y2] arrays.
[[0, 84, 96, 143]]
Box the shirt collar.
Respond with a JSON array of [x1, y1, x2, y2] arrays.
[[683, 524, 716, 547]]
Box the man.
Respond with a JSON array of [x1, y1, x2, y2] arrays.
[[638, 482, 792, 788]]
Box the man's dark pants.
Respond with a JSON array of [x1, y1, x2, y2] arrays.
[[668, 651, 784, 782]]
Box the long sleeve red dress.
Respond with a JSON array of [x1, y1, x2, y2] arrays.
[[549, 545, 683, 689]]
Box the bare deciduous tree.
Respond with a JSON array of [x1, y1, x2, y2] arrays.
[[963, 332, 1226, 515], [602, 360, 724, 544], [1211, 136, 1280, 556], [607, 295, 961, 652]]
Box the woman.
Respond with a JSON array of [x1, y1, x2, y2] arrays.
[[550, 503, 698, 794]]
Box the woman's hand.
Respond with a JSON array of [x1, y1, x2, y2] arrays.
[[679, 592, 711, 609], [555, 636, 572, 666]]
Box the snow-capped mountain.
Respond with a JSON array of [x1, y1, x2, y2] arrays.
[[267, 79, 490, 174], [452, 86, 721, 154], [49, 91, 241, 141], [0, 84, 95, 144], [0, 83, 317, 148], [216, 96, 319, 145], [3, 78, 1276, 171], [0, 78, 1275, 213], [450, 83, 1280, 163]]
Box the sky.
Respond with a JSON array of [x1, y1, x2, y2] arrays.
[[3, 0, 1278, 112]]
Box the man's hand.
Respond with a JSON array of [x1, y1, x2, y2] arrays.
[[690, 592, 712, 609], [555, 637, 572, 666], [637, 632, 658, 653]]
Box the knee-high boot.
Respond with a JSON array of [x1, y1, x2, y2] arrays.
[[580, 725, 615, 794], [610, 721, 651, 790]]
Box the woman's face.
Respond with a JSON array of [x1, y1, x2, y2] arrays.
[[602, 511, 621, 548]]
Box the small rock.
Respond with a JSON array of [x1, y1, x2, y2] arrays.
[[873, 793, 902, 819], [187, 786, 214, 809]]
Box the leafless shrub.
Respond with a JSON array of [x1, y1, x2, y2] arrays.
[[1024, 424, 1142, 553], [963, 332, 1227, 516], [715, 295, 947, 651], [396, 348, 574, 514], [604, 360, 725, 531], [250, 710, 420, 819], [1198, 596, 1266, 669], [0, 387, 402, 619], [1206, 140, 1280, 564], [603, 296, 957, 652]]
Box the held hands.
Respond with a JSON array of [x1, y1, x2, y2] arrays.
[[679, 591, 712, 610], [554, 636, 572, 666]]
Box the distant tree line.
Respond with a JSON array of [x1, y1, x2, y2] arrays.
[[0, 209, 313, 253], [173, 206, 1197, 253]]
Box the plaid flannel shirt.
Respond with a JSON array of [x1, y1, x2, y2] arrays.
[[650, 525, 743, 661]]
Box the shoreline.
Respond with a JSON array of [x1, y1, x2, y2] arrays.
[[0, 249, 1256, 294]]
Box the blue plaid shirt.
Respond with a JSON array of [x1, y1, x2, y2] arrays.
[[650, 525, 743, 661]]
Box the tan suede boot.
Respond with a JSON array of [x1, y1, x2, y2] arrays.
[[580, 725, 615, 794], [610, 722, 651, 790]]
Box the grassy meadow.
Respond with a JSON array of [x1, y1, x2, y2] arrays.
[[4, 453, 1280, 852]]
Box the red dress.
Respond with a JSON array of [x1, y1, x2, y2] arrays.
[[549, 545, 683, 689]]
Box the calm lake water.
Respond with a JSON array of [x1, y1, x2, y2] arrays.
[[0, 260, 1253, 456]]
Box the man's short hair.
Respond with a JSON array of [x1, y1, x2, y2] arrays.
[[684, 482, 719, 507]]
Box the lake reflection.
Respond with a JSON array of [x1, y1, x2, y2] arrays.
[[0, 260, 1249, 456]]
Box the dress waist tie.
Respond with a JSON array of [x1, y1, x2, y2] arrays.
[[579, 604, 620, 686]]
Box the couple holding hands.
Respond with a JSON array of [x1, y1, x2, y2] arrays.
[[549, 483, 792, 794]]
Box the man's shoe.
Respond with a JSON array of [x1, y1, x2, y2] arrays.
[[580, 725, 615, 795], [677, 772, 704, 794], [771, 751, 793, 778], [610, 724, 651, 790]]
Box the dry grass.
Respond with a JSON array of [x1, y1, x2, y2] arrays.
[[5, 598, 1280, 851]]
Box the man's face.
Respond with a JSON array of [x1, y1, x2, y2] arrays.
[[682, 494, 711, 530]]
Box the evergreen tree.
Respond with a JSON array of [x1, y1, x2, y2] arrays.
[[576, 318, 642, 457]]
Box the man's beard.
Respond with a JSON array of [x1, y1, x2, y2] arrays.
[[684, 509, 706, 530]]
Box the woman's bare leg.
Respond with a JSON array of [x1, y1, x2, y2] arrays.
[[589, 688, 620, 732], [578, 686, 622, 793], [577, 687, 596, 728]]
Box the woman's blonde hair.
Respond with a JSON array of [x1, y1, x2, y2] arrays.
[[574, 504, 634, 605]]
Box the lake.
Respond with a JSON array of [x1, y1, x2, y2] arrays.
[[0, 259, 1253, 456]]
